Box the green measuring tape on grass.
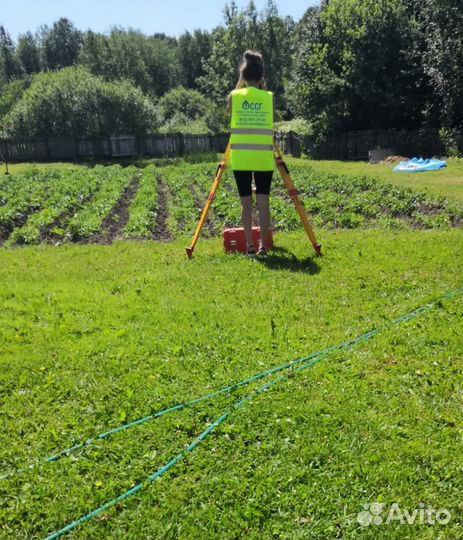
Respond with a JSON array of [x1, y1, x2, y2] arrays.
[[2, 287, 463, 540], [5, 288, 459, 482]]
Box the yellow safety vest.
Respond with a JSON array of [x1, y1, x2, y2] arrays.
[[230, 86, 274, 171]]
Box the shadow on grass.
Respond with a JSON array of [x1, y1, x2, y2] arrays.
[[257, 246, 321, 274]]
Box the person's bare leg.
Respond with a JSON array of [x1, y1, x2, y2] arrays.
[[256, 193, 270, 249], [240, 196, 253, 247]]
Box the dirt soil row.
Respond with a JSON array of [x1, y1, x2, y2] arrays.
[[90, 175, 142, 244], [152, 175, 173, 241]]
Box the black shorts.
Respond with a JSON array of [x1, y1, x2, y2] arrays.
[[233, 170, 273, 197]]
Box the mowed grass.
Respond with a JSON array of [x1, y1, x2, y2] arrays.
[[297, 158, 463, 203], [1, 229, 463, 540]]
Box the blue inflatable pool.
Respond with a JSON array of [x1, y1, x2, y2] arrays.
[[393, 158, 447, 173]]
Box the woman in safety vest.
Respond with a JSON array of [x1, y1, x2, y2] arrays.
[[227, 50, 275, 257]]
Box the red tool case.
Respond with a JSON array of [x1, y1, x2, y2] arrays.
[[223, 227, 273, 254]]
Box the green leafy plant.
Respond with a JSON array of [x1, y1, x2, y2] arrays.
[[124, 165, 159, 238]]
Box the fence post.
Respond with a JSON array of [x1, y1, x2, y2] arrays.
[[288, 131, 295, 156], [45, 138, 51, 161], [178, 132, 185, 156], [73, 137, 78, 161], [0, 139, 10, 174]]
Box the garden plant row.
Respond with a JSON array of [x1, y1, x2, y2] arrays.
[[0, 161, 462, 246]]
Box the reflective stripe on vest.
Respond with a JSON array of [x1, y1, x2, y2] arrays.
[[231, 143, 274, 151], [231, 128, 274, 136]]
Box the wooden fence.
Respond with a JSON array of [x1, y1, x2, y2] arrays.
[[277, 129, 453, 160], [0, 133, 230, 163], [0, 129, 454, 163]]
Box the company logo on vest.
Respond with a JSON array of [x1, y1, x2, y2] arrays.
[[242, 100, 263, 111]]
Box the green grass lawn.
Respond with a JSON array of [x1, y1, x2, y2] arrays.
[[292, 158, 463, 202], [1, 229, 463, 539]]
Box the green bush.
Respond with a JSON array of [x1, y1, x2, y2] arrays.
[[0, 78, 32, 126], [3, 67, 158, 138], [157, 87, 228, 134], [439, 128, 461, 158], [274, 118, 313, 136]]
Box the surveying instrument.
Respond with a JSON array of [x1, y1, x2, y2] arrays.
[[186, 139, 322, 258]]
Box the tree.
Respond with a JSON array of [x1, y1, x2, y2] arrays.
[[198, 0, 293, 110], [143, 35, 178, 96], [39, 18, 82, 70], [0, 26, 22, 88], [259, 1, 295, 114], [80, 28, 149, 93], [80, 28, 177, 97], [3, 66, 158, 138], [288, 0, 426, 137], [177, 30, 212, 89], [15, 32, 40, 74], [420, 0, 463, 131]]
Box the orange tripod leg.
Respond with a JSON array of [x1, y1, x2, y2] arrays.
[[274, 143, 322, 256], [186, 144, 231, 258]]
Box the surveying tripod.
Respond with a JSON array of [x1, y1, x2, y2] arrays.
[[186, 140, 322, 259]]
